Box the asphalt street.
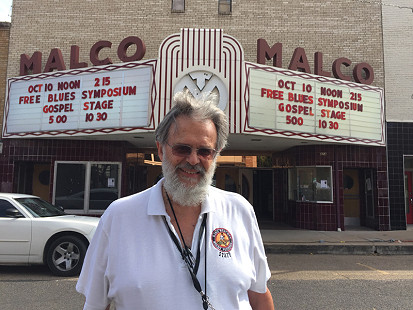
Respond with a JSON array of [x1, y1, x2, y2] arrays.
[[1, 254, 413, 309]]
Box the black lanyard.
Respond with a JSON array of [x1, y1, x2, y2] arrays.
[[163, 192, 213, 310]]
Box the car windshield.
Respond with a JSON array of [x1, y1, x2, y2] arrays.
[[15, 197, 66, 217]]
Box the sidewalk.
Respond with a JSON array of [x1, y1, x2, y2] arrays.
[[261, 224, 413, 255]]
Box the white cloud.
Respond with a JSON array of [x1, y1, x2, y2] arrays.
[[0, 0, 12, 22]]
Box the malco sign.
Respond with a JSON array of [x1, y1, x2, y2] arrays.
[[19, 35, 374, 85]]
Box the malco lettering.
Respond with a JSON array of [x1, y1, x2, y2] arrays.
[[20, 36, 146, 75], [257, 39, 374, 85], [19, 35, 375, 85]]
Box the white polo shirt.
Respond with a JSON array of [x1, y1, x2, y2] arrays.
[[76, 179, 271, 310]]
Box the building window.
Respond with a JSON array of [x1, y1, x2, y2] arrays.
[[53, 161, 121, 214], [218, 0, 232, 14], [172, 0, 185, 12], [288, 166, 333, 203]]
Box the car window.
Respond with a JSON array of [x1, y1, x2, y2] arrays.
[[0, 199, 18, 217], [15, 198, 65, 217]]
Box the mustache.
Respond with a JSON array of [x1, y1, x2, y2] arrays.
[[176, 162, 206, 174]]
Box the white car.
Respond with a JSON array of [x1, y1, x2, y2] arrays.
[[0, 193, 100, 276]]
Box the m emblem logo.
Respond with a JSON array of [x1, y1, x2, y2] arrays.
[[174, 71, 228, 111]]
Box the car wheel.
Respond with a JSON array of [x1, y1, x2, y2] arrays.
[[46, 236, 87, 277]]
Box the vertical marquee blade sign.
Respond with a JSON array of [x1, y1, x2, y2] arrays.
[[3, 63, 153, 136]]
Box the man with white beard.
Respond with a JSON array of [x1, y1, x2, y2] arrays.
[[77, 91, 274, 310]]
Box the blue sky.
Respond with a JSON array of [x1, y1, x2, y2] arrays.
[[0, 0, 12, 22]]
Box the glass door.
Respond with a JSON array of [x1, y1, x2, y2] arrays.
[[363, 169, 375, 219], [405, 171, 413, 224], [54, 161, 121, 214], [343, 169, 360, 227], [89, 163, 120, 211], [54, 163, 86, 210]]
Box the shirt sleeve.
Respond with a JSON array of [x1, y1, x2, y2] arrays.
[[76, 215, 111, 310]]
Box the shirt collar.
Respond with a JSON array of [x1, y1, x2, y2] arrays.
[[147, 178, 216, 216], [147, 178, 168, 216]]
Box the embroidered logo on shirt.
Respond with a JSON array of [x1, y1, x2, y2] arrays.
[[211, 228, 233, 258]]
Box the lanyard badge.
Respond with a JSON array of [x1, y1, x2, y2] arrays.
[[163, 192, 215, 310]]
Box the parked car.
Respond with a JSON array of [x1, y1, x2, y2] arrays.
[[0, 193, 100, 276], [55, 188, 119, 210]]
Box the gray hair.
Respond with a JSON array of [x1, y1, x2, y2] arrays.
[[155, 91, 229, 152]]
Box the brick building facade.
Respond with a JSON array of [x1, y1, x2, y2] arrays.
[[382, 0, 413, 230], [2, 0, 402, 230], [0, 22, 10, 138]]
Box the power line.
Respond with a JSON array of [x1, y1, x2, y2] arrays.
[[356, 0, 413, 12]]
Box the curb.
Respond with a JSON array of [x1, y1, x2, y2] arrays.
[[264, 243, 413, 255]]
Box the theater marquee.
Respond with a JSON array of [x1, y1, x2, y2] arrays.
[[245, 63, 384, 145], [3, 62, 155, 136], [3, 28, 385, 146]]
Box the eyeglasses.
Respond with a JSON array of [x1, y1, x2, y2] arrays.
[[166, 142, 217, 160]]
